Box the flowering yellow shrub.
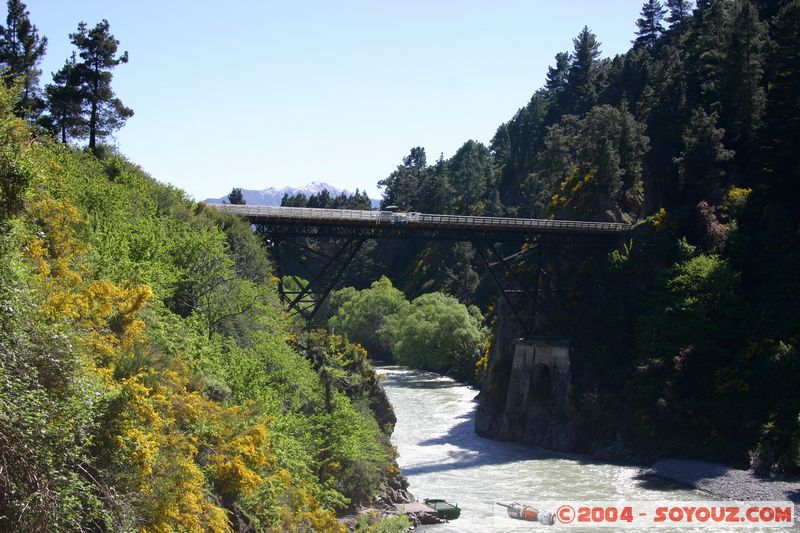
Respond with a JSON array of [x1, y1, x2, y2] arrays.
[[723, 186, 752, 216], [546, 168, 595, 218], [650, 207, 672, 231], [208, 423, 271, 500], [725, 186, 752, 204], [18, 159, 369, 532], [141, 435, 230, 533]]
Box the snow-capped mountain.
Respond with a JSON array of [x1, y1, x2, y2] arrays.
[[204, 181, 379, 208]]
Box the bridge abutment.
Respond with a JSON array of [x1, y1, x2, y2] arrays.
[[506, 338, 571, 413], [476, 337, 576, 451]]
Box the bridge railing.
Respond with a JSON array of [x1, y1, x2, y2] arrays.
[[210, 204, 631, 234], [416, 213, 628, 232]]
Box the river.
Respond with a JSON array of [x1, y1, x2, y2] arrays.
[[378, 366, 754, 533]]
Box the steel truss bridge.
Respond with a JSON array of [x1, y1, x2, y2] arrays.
[[211, 204, 632, 335]]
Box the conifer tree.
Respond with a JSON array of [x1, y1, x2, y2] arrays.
[[693, 0, 729, 114], [545, 51, 571, 95], [419, 154, 453, 214], [69, 20, 133, 152], [721, 0, 766, 166], [43, 53, 86, 143], [674, 107, 734, 195], [666, 0, 693, 30], [378, 147, 427, 211], [448, 140, 492, 214], [761, 0, 800, 194], [544, 51, 571, 119], [0, 0, 46, 115], [635, 0, 667, 51], [347, 189, 372, 210], [566, 26, 602, 115], [227, 187, 245, 205]]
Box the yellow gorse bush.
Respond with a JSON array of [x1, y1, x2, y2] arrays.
[[20, 193, 306, 532]]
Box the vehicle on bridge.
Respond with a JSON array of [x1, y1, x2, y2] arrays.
[[377, 210, 420, 224]]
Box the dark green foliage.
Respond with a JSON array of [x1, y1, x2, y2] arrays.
[[545, 51, 571, 95], [666, 0, 693, 30], [761, 0, 800, 195], [417, 153, 453, 214], [448, 140, 494, 213], [540, 104, 649, 220], [226, 187, 245, 204], [378, 147, 427, 211], [0, 0, 46, 116], [44, 53, 86, 143], [688, 0, 729, 114], [674, 107, 734, 198], [717, 0, 767, 170], [630, 254, 750, 461], [639, 44, 688, 207], [636, 254, 744, 362], [494, 92, 549, 212], [565, 26, 602, 115], [67, 20, 133, 151], [635, 0, 667, 51], [281, 188, 373, 210], [544, 51, 571, 121]]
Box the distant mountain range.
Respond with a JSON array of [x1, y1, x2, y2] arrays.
[[204, 181, 381, 208]]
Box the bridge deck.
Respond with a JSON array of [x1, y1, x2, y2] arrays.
[[210, 204, 631, 235]]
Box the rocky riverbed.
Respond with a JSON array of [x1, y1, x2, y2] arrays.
[[644, 459, 800, 504]]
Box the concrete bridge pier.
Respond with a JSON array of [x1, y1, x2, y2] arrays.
[[505, 339, 571, 413], [480, 338, 575, 449]]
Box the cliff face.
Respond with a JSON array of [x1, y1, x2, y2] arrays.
[[475, 297, 633, 459], [476, 298, 579, 451], [366, 376, 414, 505]]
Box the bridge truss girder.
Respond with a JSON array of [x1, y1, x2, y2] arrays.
[[268, 235, 365, 321], [257, 222, 618, 334]]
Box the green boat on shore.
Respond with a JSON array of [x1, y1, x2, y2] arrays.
[[423, 498, 461, 520]]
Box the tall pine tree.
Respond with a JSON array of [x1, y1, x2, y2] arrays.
[[634, 0, 667, 52], [666, 0, 693, 30], [227, 187, 245, 205], [0, 0, 46, 115], [674, 107, 734, 197], [378, 147, 427, 210], [43, 53, 86, 143], [691, 0, 729, 114], [70, 20, 133, 152], [565, 26, 602, 115], [761, 0, 800, 195], [721, 0, 766, 170]]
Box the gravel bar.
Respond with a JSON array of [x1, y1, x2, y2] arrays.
[[644, 459, 800, 504]]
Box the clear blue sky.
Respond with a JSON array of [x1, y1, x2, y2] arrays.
[[23, 1, 644, 201]]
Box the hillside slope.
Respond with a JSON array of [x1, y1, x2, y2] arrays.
[[0, 84, 404, 532]]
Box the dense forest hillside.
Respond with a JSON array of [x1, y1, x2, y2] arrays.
[[351, 0, 799, 473], [0, 82, 412, 531]]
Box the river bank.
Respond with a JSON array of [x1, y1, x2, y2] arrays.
[[643, 459, 800, 504]]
